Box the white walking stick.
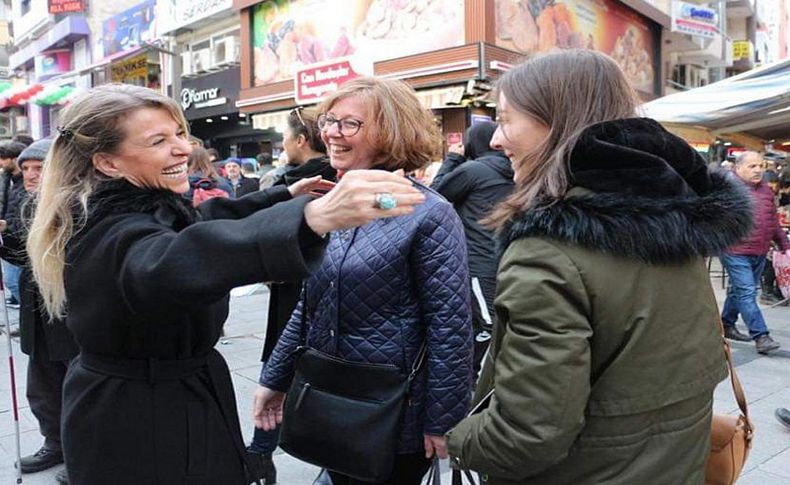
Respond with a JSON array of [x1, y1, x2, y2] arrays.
[[0, 238, 23, 483]]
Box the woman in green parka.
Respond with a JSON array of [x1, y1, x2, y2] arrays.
[[445, 50, 753, 484]]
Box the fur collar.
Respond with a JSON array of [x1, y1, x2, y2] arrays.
[[503, 119, 753, 265], [82, 179, 199, 233]]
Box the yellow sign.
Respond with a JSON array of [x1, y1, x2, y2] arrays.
[[732, 40, 751, 60], [110, 54, 148, 83]]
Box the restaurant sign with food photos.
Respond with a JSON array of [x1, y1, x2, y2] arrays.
[[252, 0, 464, 86], [495, 0, 660, 94]]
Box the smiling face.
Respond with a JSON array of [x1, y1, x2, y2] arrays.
[[490, 92, 550, 182], [95, 108, 192, 193], [320, 95, 379, 171]]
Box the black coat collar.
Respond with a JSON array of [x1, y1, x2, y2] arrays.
[[503, 119, 753, 265]]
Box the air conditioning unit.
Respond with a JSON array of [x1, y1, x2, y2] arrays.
[[191, 48, 211, 74], [212, 37, 239, 68], [181, 52, 193, 76]]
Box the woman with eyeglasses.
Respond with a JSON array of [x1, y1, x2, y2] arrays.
[[254, 77, 474, 485], [247, 106, 336, 485]]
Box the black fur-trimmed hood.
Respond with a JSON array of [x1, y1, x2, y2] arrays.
[[81, 179, 199, 235], [503, 118, 753, 265]]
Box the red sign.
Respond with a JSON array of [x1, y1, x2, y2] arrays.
[[294, 58, 371, 105], [447, 132, 463, 145], [48, 0, 85, 14]]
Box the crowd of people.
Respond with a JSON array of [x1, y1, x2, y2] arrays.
[[0, 48, 786, 485]]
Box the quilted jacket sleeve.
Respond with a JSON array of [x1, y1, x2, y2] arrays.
[[259, 297, 305, 391], [412, 200, 474, 435]]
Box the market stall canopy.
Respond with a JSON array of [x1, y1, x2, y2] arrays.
[[642, 58, 790, 145]]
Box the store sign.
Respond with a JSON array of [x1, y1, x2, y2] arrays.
[[294, 58, 371, 105], [671, 1, 718, 39], [48, 0, 85, 14], [110, 54, 148, 83], [35, 49, 72, 80], [158, 0, 232, 35], [181, 87, 226, 110], [447, 132, 463, 145], [732, 40, 751, 60], [102, 0, 156, 58]]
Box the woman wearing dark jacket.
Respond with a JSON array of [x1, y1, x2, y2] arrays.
[[248, 106, 336, 484], [26, 83, 426, 485], [431, 121, 514, 379], [445, 50, 753, 484], [255, 78, 474, 485]]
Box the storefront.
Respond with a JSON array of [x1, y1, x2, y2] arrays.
[[232, 0, 660, 156], [181, 67, 270, 158]]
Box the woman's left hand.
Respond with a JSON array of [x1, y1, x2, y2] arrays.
[[424, 434, 448, 459], [288, 176, 336, 198]]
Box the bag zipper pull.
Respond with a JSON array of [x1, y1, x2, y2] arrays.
[[294, 383, 311, 411]]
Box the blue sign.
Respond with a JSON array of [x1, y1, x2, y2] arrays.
[[102, 0, 156, 58]]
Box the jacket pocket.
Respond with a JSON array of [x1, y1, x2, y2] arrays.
[[186, 401, 207, 476]]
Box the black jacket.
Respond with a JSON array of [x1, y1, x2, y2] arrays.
[[61, 179, 327, 484], [227, 176, 260, 198], [432, 124, 513, 277], [0, 191, 78, 361], [262, 156, 336, 362]]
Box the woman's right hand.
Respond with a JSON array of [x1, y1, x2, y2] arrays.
[[303, 169, 426, 236], [253, 386, 285, 431]]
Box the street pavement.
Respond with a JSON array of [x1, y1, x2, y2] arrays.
[[1, 269, 790, 484]]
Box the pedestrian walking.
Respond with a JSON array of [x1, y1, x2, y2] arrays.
[[431, 121, 513, 380], [0, 139, 77, 484], [445, 50, 753, 484], [720, 151, 790, 353], [254, 77, 473, 485], [26, 83, 426, 485]]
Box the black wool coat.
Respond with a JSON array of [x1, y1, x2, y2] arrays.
[[61, 180, 326, 485]]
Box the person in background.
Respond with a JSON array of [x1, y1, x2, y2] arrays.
[[26, 83, 426, 485], [188, 134, 204, 148], [247, 106, 336, 485], [0, 139, 77, 485], [260, 152, 294, 190], [187, 147, 233, 199], [12, 132, 34, 147], [257, 152, 275, 178], [721, 151, 790, 353], [431, 121, 514, 381], [0, 140, 31, 309], [223, 157, 259, 198], [255, 77, 473, 485], [445, 50, 752, 484], [206, 148, 220, 163]]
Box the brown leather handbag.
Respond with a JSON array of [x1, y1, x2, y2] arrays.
[[705, 327, 754, 485]]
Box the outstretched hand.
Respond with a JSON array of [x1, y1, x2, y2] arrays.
[[303, 169, 425, 236], [253, 386, 285, 431]]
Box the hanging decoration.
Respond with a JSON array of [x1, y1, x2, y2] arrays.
[[0, 83, 78, 108]]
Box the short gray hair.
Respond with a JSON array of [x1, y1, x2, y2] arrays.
[[735, 150, 762, 165]]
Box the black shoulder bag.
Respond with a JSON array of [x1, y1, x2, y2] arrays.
[[279, 285, 428, 483]]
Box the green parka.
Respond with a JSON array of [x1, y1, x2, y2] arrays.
[[446, 118, 754, 485]]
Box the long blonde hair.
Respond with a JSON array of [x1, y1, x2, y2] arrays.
[[486, 50, 640, 228], [27, 84, 188, 319], [318, 77, 440, 172]]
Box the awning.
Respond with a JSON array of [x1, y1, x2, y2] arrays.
[[9, 15, 90, 69], [414, 86, 465, 110], [642, 58, 790, 144], [252, 110, 291, 132]]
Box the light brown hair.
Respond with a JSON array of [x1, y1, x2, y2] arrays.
[[27, 83, 189, 319], [318, 77, 440, 172], [188, 146, 221, 179], [486, 50, 640, 228]]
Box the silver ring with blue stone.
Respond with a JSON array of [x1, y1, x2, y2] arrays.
[[374, 193, 398, 210]]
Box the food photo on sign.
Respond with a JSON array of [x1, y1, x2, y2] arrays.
[[252, 0, 464, 86], [495, 0, 658, 94]]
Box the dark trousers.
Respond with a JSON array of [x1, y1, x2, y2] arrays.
[[470, 275, 496, 381], [328, 453, 432, 485], [27, 350, 70, 450]]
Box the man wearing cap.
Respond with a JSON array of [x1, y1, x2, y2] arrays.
[[0, 140, 27, 309], [223, 157, 259, 198], [0, 139, 77, 483]]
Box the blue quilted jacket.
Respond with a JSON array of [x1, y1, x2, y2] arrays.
[[260, 184, 474, 453]]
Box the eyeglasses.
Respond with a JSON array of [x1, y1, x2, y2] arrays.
[[317, 114, 364, 137]]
